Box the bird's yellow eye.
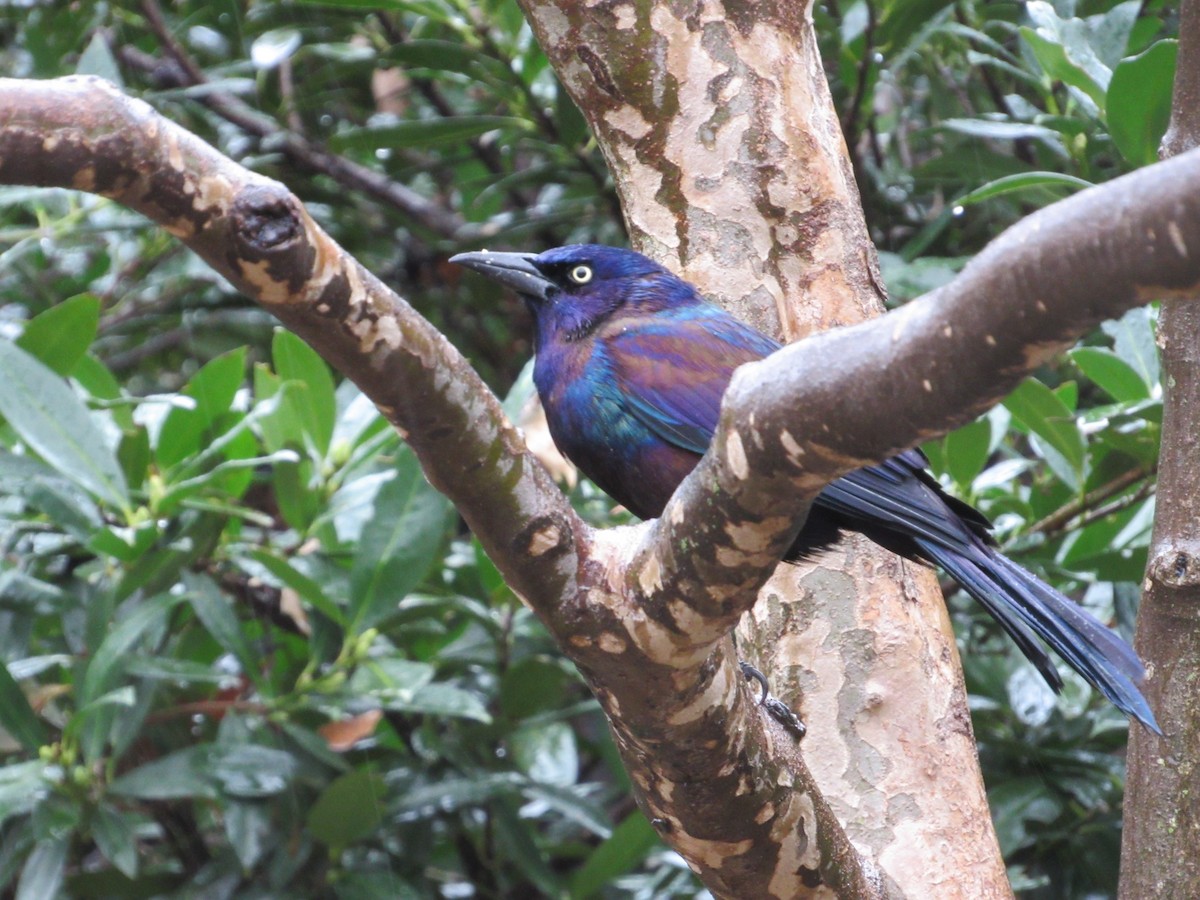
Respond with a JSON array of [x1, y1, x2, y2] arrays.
[[568, 265, 593, 284]]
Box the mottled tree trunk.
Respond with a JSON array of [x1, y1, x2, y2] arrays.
[[517, 1, 1009, 895], [1120, 1, 1200, 892]]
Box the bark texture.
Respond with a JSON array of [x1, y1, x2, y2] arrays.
[[1121, 1, 1200, 893], [0, 76, 871, 899], [511, 2, 998, 894], [6, 66, 1200, 897]]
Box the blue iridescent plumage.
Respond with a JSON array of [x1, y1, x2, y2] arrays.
[[452, 244, 1159, 732]]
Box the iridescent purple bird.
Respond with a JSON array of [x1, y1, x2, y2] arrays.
[[452, 244, 1158, 732]]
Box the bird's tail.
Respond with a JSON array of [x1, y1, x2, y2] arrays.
[[919, 538, 1160, 733]]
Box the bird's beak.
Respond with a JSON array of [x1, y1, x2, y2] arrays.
[[450, 250, 556, 302]]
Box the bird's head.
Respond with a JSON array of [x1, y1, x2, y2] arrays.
[[451, 244, 690, 343]]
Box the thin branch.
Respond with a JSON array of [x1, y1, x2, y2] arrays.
[[1028, 465, 1156, 537], [1122, 0, 1200, 892], [634, 150, 1200, 649], [467, 16, 622, 224], [14, 74, 1200, 898], [128, 1, 470, 241], [373, 13, 563, 248], [840, 0, 877, 152], [0, 75, 579, 612], [0, 75, 869, 899]]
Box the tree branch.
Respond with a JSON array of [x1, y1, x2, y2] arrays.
[[126, 1, 471, 241], [516, 2, 1004, 894], [1122, 0, 1200, 893], [637, 149, 1200, 623], [0, 74, 878, 898], [0, 75, 576, 612], [10, 71, 1200, 896]]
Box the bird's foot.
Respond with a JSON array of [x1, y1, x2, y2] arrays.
[[739, 662, 806, 740]]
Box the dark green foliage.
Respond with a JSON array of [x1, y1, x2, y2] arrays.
[[0, 0, 1176, 896]]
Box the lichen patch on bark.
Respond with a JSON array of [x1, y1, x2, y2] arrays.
[[725, 430, 749, 478], [672, 830, 755, 872], [668, 660, 737, 725], [767, 790, 821, 898]]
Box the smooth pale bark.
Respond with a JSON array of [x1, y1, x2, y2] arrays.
[[8, 41, 1200, 896], [1121, 1, 1200, 893], [515, 2, 1007, 893]]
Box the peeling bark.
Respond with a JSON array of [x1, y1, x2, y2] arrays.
[[6, 69, 1200, 897], [1121, 1, 1200, 894], [0, 76, 580, 616], [516, 2, 1007, 893]]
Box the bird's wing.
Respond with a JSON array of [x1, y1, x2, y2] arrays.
[[605, 308, 781, 455], [815, 449, 994, 552], [610, 311, 990, 551]]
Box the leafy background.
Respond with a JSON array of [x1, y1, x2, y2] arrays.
[[0, 0, 1176, 897]]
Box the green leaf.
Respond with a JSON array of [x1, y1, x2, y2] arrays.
[[123, 656, 233, 684], [877, 0, 956, 53], [1002, 378, 1086, 473], [349, 657, 436, 701], [570, 812, 660, 899], [15, 835, 68, 900], [0, 663, 47, 752], [989, 776, 1064, 856], [501, 657, 573, 720], [0, 761, 46, 829], [944, 417, 992, 488], [156, 348, 246, 469], [1086, 1, 1141, 69], [209, 744, 297, 798], [1021, 2, 1113, 111], [521, 783, 610, 837], [0, 454, 103, 540], [109, 745, 219, 800], [250, 27, 301, 71], [492, 800, 567, 897], [15, 294, 100, 376], [272, 329, 336, 455], [1102, 306, 1160, 388], [941, 118, 1067, 145], [955, 171, 1092, 208], [91, 804, 139, 879], [307, 768, 386, 847], [113, 740, 290, 807], [0, 340, 129, 509], [510, 722, 579, 788], [1069, 347, 1150, 402], [395, 682, 491, 722], [394, 772, 524, 820], [349, 452, 450, 631], [242, 548, 345, 626], [184, 572, 261, 688], [385, 39, 513, 84], [76, 32, 123, 86], [225, 800, 271, 870], [330, 116, 528, 152], [1108, 40, 1178, 165], [0, 571, 66, 610], [72, 353, 134, 430], [79, 592, 186, 709]]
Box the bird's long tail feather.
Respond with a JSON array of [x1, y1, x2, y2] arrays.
[[919, 538, 1160, 733]]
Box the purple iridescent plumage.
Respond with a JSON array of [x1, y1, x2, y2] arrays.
[[451, 244, 1159, 732]]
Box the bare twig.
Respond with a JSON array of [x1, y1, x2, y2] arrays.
[[129, 0, 470, 240], [1029, 465, 1156, 537]]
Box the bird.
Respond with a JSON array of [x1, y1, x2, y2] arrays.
[[451, 243, 1159, 733]]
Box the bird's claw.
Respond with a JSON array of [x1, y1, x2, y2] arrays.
[[739, 661, 770, 705], [739, 661, 806, 740], [763, 697, 807, 739]]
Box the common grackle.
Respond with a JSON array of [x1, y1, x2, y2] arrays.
[[451, 244, 1159, 732]]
